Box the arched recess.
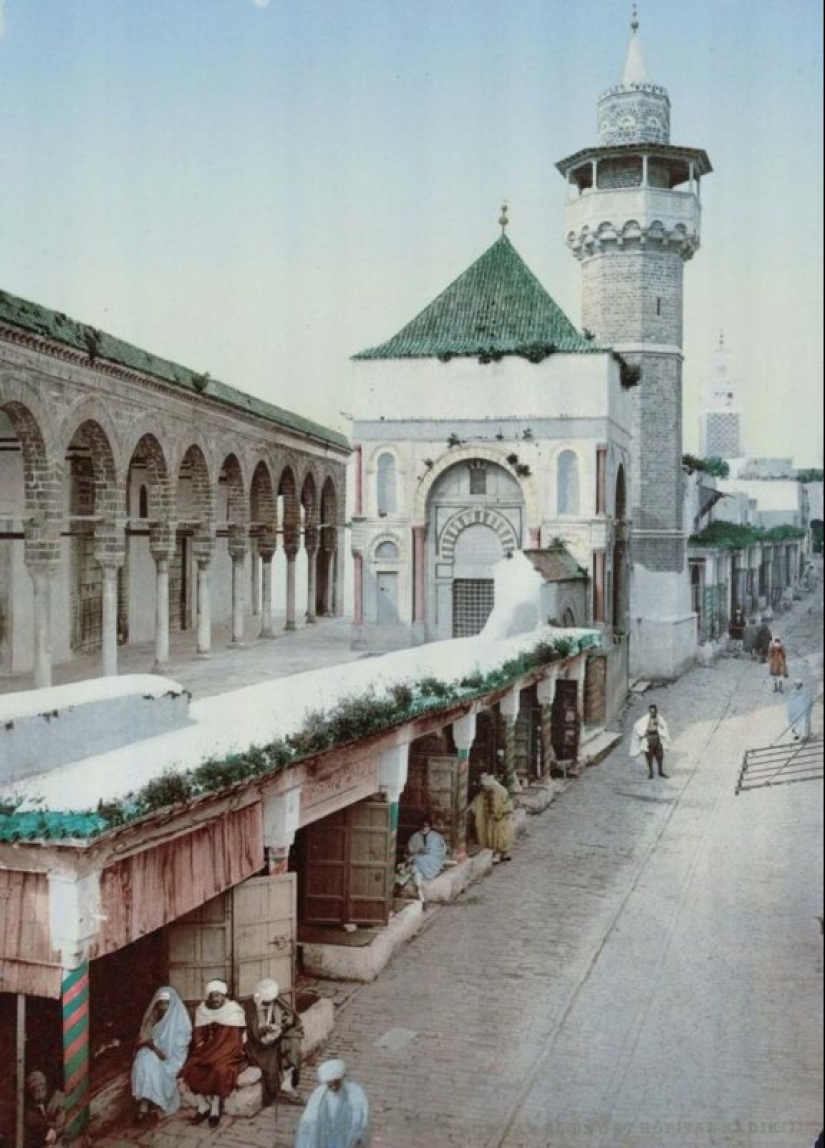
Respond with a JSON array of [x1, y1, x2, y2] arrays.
[[317, 476, 339, 616], [277, 464, 299, 552], [0, 395, 60, 673], [174, 445, 215, 632], [376, 451, 398, 516], [300, 471, 319, 552], [125, 433, 171, 647], [250, 460, 276, 550], [64, 419, 121, 653], [557, 450, 580, 516], [414, 445, 539, 527]]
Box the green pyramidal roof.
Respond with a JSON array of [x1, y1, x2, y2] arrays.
[[353, 234, 600, 361]]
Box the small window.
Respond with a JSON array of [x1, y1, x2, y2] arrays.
[[469, 464, 487, 495], [656, 297, 662, 316], [376, 541, 399, 561], [138, 484, 149, 519]]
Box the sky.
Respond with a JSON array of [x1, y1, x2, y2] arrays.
[[0, 0, 822, 465]]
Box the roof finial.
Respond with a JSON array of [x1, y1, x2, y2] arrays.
[[631, 2, 639, 33], [719, 330, 725, 347], [499, 200, 509, 234]]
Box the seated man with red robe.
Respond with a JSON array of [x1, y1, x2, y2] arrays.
[[180, 979, 247, 1128]]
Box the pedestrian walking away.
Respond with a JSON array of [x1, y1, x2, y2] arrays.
[[786, 679, 813, 741], [767, 635, 789, 691], [630, 703, 672, 779], [294, 1059, 370, 1148]]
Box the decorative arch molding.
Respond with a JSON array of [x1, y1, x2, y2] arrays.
[[169, 432, 219, 487], [414, 445, 539, 525], [438, 506, 519, 562], [59, 396, 125, 478], [369, 530, 406, 563], [123, 416, 175, 477], [0, 372, 63, 461], [568, 218, 698, 259]]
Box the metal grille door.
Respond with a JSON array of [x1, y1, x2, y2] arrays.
[[452, 579, 494, 637]]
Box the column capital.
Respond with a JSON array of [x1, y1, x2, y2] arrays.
[[452, 710, 477, 752], [499, 685, 520, 720]]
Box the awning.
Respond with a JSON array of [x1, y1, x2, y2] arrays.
[[736, 736, 824, 793]]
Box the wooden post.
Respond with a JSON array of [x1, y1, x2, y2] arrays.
[[15, 993, 25, 1148], [62, 962, 90, 1143]]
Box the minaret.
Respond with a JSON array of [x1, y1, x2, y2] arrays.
[[556, 9, 712, 679], [699, 334, 743, 459]]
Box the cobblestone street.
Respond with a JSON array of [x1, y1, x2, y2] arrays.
[[100, 589, 823, 1148]]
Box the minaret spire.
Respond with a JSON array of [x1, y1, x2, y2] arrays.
[[499, 201, 509, 235], [623, 4, 651, 85]]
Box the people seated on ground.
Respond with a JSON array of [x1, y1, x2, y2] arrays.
[[395, 817, 448, 901], [243, 978, 304, 1107], [469, 773, 515, 864], [24, 1071, 65, 1148], [131, 986, 192, 1122], [180, 979, 247, 1128], [294, 1059, 370, 1148], [787, 679, 813, 741]]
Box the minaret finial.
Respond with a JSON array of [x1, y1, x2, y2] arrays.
[[631, 3, 639, 33], [499, 201, 509, 234], [719, 330, 725, 347]]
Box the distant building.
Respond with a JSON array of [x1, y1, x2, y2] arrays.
[[699, 335, 742, 459]]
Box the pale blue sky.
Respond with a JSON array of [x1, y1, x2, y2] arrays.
[[0, 0, 822, 463]]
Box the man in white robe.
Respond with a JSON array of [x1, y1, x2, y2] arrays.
[[294, 1059, 369, 1148], [131, 986, 192, 1120]]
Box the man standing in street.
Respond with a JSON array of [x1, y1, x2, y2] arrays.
[[294, 1059, 370, 1147], [630, 703, 672, 779]]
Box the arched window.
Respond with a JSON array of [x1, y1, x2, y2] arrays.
[[376, 540, 399, 561], [562, 607, 577, 628], [557, 451, 580, 516], [376, 453, 397, 516], [138, 484, 149, 519], [615, 464, 627, 521]]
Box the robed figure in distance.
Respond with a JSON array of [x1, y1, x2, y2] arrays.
[[470, 773, 515, 863], [294, 1059, 370, 1148]]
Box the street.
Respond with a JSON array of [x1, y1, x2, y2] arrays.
[[102, 590, 823, 1148]]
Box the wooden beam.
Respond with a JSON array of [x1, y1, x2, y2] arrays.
[[15, 993, 25, 1148]]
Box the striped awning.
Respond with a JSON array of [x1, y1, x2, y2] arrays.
[[736, 736, 824, 794]]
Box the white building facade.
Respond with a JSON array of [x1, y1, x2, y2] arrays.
[[350, 232, 633, 656]]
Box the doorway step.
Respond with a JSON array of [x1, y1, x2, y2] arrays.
[[299, 901, 424, 983], [579, 728, 623, 767]]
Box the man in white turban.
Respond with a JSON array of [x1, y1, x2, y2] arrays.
[[243, 978, 304, 1106], [180, 980, 247, 1128], [294, 1059, 370, 1148], [131, 986, 192, 1121]]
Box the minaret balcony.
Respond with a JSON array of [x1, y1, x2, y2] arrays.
[[564, 185, 701, 256]]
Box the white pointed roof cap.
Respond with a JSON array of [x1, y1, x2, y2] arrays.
[[622, 8, 651, 85]]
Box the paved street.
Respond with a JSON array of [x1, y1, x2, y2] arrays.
[[100, 588, 824, 1148]]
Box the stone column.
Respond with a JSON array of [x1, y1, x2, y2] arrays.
[[196, 559, 212, 654], [28, 565, 55, 690], [229, 537, 248, 644], [452, 711, 477, 860], [353, 552, 364, 626], [334, 526, 347, 617], [306, 547, 318, 624], [285, 547, 298, 631], [259, 547, 275, 638], [24, 519, 61, 691], [153, 552, 170, 667], [62, 961, 91, 1144], [99, 562, 120, 677], [251, 540, 261, 617], [498, 687, 521, 795]]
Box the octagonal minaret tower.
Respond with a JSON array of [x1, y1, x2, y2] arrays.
[[556, 10, 712, 679]]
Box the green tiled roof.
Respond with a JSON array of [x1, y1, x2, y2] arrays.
[[0, 288, 349, 451], [353, 234, 601, 361]]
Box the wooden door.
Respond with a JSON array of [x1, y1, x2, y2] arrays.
[[551, 679, 580, 761], [349, 800, 393, 925], [233, 873, 296, 1002], [376, 572, 399, 624], [166, 892, 232, 1005], [398, 756, 460, 856], [301, 801, 394, 928]]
